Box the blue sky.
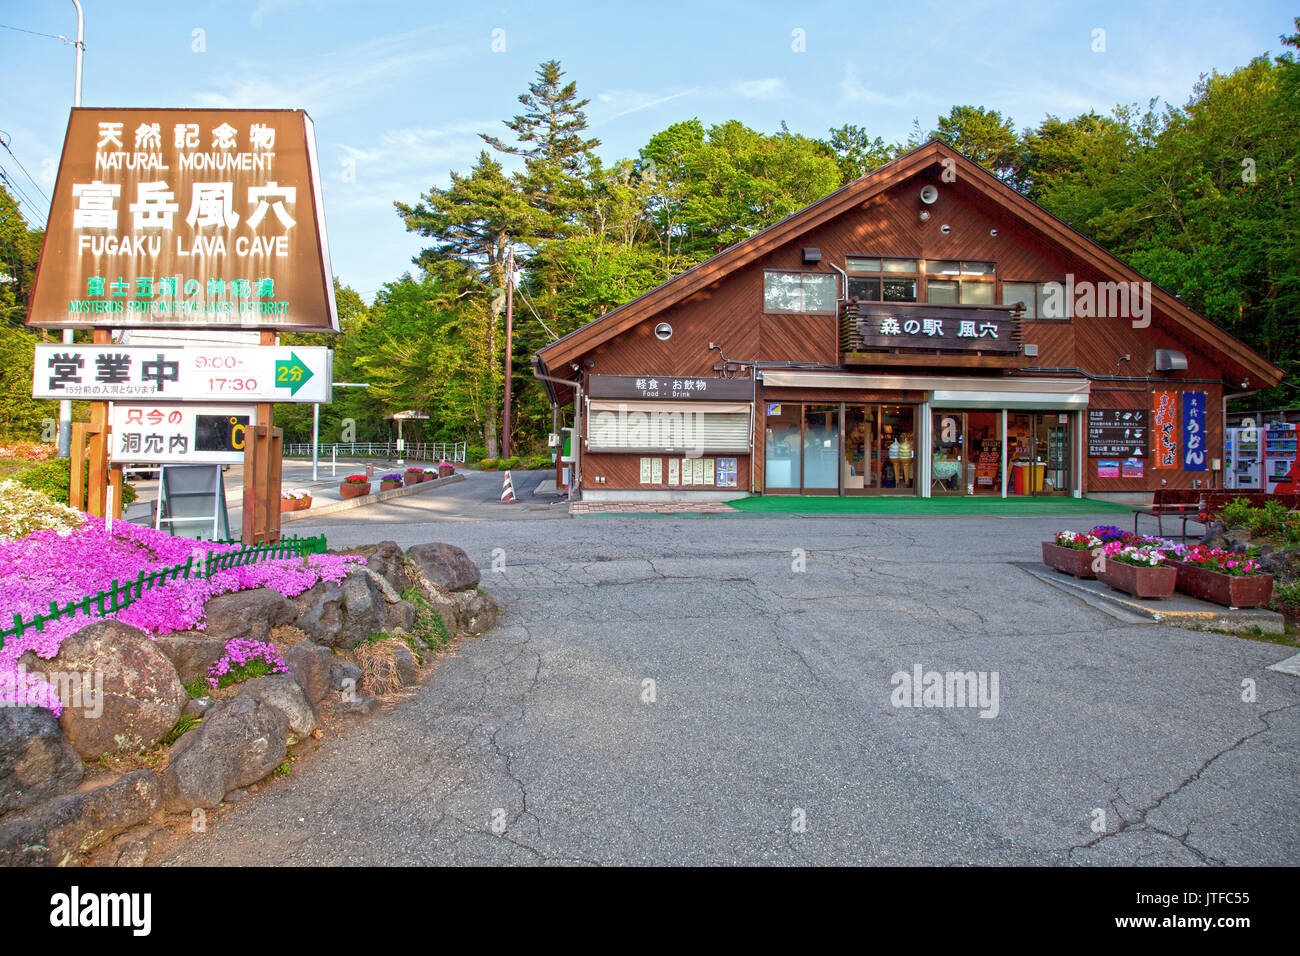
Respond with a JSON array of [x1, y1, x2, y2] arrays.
[[1, 0, 1294, 300]]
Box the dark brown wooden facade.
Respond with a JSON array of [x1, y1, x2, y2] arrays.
[[535, 141, 1282, 502]]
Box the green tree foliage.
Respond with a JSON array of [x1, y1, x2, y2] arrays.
[[0, 183, 57, 441], [825, 124, 900, 181], [931, 105, 1020, 181]]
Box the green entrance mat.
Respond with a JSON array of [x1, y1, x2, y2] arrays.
[[727, 495, 1134, 515]]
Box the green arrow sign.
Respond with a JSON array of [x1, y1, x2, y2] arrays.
[[274, 352, 315, 396]]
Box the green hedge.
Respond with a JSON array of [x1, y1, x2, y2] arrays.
[[17, 458, 138, 507]]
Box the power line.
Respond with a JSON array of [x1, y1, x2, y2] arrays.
[[0, 23, 73, 43], [514, 284, 559, 340], [0, 132, 52, 207], [0, 167, 47, 229]]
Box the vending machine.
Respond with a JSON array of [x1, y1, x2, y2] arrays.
[[1263, 422, 1298, 493], [1224, 426, 1262, 490]]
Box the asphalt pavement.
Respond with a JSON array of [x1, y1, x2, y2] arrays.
[[157, 469, 1300, 865]]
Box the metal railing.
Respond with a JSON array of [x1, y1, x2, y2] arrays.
[[283, 441, 467, 463]]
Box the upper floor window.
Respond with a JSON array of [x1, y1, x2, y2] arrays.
[[925, 261, 996, 305], [1002, 280, 1069, 320], [763, 271, 838, 313], [846, 257, 918, 302]]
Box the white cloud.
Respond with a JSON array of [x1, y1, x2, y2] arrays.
[[191, 29, 476, 117], [592, 89, 697, 126], [731, 77, 786, 101], [840, 65, 931, 108]]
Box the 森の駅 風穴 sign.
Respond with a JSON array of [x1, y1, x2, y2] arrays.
[[32, 345, 332, 403], [25, 108, 338, 332]]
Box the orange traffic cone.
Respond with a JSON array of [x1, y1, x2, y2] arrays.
[[499, 469, 516, 503]]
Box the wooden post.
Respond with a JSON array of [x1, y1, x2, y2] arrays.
[[241, 331, 283, 544]]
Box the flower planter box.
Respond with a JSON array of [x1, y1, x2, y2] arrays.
[[340, 482, 370, 499], [404, 474, 423, 486], [438, 465, 454, 478], [1041, 541, 1097, 579], [380, 480, 401, 492], [280, 496, 312, 513], [1165, 560, 1273, 609], [1097, 560, 1177, 599]]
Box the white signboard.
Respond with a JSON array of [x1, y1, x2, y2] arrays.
[[111, 403, 257, 464], [32, 345, 331, 403]]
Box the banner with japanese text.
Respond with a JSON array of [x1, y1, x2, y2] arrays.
[[1181, 391, 1207, 471], [26, 108, 337, 332], [1152, 390, 1179, 469]]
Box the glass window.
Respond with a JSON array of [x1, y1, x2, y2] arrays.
[[882, 278, 917, 302], [1037, 281, 1069, 319], [927, 279, 959, 304], [763, 271, 837, 313], [764, 404, 802, 489], [880, 258, 918, 273], [846, 257, 882, 274], [925, 260, 963, 275], [847, 276, 881, 301], [960, 261, 995, 276], [1001, 281, 1037, 318], [932, 411, 964, 493], [803, 405, 839, 490], [961, 282, 995, 305]]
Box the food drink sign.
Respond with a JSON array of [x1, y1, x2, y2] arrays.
[[26, 108, 337, 331], [1182, 391, 1206, 471], [1152, 391, 1179, 470]]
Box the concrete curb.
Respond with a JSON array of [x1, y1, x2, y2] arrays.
[[1017, 561, 1284, 634], [281, 473, 466, 521]]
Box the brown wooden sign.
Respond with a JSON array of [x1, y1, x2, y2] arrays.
[[842, 302, 1021, 353], [587, 373, 754, 401], [27, 108, 338, 332]]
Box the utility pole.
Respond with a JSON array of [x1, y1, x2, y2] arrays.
[[57, 0, 85, 459], [503, 243, 514, 460]]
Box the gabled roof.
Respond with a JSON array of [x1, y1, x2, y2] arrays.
[[536, 139, 1282, 389]]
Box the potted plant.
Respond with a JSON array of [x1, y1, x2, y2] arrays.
[[1096, 542, 1178, 599], [280, 488, 312, 512], [379, 473, 403, 492], [405, 467, 425, 486], [1165, 545, 1273, 609], [437, 460, 455, 478], [1273, 579, 1300, 634], [424, 469, 436, 481], [1042, 531, 1103, 579], [340, 475, 370, 499]]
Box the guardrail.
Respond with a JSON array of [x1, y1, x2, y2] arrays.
[[283, 441, 466, 463], [0, 534, 328, 649]]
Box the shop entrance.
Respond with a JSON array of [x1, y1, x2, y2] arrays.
[[930, 409, 1072, 495], [765, 401, 917, 495]]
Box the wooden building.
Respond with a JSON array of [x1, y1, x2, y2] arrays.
[[533, 140, 1283, 502]]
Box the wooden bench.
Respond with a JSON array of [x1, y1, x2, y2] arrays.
[[1132, 488, 1203, 540]]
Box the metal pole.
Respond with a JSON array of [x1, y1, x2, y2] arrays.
[[503, 244, 513, 459], [331, 444, 336, 478], [311, 402, 319, 481], [57, 1, 85, 459]]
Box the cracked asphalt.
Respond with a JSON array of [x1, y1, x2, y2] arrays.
[[159, 471, 1300, 865]]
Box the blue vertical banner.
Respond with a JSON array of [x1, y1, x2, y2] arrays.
[[1182, 391, 1206, 471]]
